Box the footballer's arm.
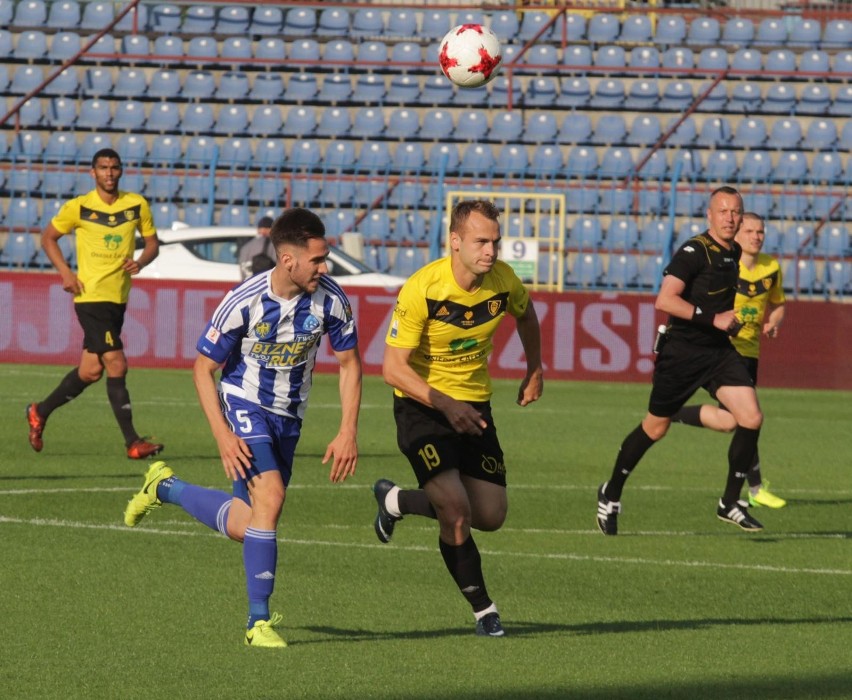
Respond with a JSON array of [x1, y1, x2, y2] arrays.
[[324, 346, 362, 483], [514, 301, 543, 406]]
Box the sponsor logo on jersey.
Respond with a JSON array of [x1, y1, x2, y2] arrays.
[[302, 314, 320, 331]]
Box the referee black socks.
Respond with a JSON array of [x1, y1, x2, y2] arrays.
[[606, 424, 657, 501]]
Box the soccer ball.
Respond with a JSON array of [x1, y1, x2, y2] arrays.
[[438, 24, 502, 89]]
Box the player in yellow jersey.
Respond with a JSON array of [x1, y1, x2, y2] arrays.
[[26, 149, 164, 459], [370, 200, 543, 637], [672, 212, 787, 508]]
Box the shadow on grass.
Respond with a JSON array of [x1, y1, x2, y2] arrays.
[[298, 614, 851, 644]]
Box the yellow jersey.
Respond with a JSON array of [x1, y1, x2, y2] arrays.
[[52, 189, 156, 304], [386, 257, 530, 401], [731, 253, 785, 359]]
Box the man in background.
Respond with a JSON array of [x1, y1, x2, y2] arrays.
[[238, 215, 275, 279]]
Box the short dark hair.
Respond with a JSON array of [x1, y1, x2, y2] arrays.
[[91, 148, 122, 169], [450, 199, 501, 233], [709, 185, 740, 201], [742, 211, 764, 223], [257, 216, 274, 229], [270, 208, 326, 249]]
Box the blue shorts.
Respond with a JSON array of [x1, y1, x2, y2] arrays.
[[219, 393, 301, 504]]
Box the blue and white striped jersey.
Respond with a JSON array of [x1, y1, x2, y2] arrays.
[[196, 272, 358, 420]]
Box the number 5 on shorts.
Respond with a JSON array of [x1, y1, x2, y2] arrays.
[[235, 409, 253, 434]]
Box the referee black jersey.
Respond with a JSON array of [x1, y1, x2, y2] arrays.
[[663, 232, 742, 348]]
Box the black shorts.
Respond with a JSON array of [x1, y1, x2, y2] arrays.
[[649, 339, 754, 417], [393, 395, 506, 489], [75, 302, 127, 354]]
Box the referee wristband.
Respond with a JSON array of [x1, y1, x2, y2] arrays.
[[691, 306, 714, 327]]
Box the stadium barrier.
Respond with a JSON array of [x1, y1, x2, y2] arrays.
[[1, 271, 849, 390]]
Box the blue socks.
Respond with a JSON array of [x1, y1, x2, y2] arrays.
[[157, 477, 231, 536], [244, 528, 278, 628]]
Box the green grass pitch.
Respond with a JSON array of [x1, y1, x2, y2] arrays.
[[1, 364, 850, 700]]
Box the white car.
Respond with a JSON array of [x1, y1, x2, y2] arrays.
[[136, 224, 407, 288]]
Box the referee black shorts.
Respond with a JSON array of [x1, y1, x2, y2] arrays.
[[75, 301, 127, 354], [393, 395, 506, 489], [649, 339, 754, 418]]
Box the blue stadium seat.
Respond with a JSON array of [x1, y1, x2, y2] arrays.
[[153, 35, 183, 60], [321, 37, 355, 66], [556, 77, 591, 108], [76, 98, 111, 130], [183, 204, 213, 227], [392, 142, 425, 170], [732, 117, 767, 147], [221, 37, 253, 63], [519, 11, 554, 42], [249, 73, 284, 102], [149, 135, 182, 164], [146, 102, 180, 132], [606, 254, 640, 288], [789, 18, 822, 48], [588, 14, 620, 45], [590, 114, 627, 145], [119, 34, 149, 60], [569, 217, 603, 249], [557, 113, 592, 144], [289, 139, 321, 170], [12, 0, 47, 27], [324, 210, 356, 238], [590, 79, 625, 108], [771, 150, 808, 182], [317, 7, 349, 36], [670, 150, 703, 181], [16, 97, 43, 128], [453, 84, 489, 109], [661, 47, 695, 74], [111, 69, 147, 100], [654, 14, 686, 46], [80, 1, 113, 30], [351, 8, 383, 37], [454, 111, 489, 142], [386, 74, 420, 105], [600, 146, 634, 178], [799, 49, 831, 75], [7, 164, 41, 194], [567, 253, 604, 287], [214, 105, 249, 135], [181, 103, 215, 133], [49, 30, 82, 61], [626, 114, 661, 146], [317, 74, 352, 104], [704, 150, 738, 181], [489, 110, 523, 143], [817, 224, 850, 256], [181, 5, 215, 33], [420, 75, 454, 106], [280, 106, 316, 138], [456, 9, 485, 26], [218, 205, 251, 227], [360, 211, 393, 240], [43, 97, 74, 129], [721, 17, 754, 47], [797, 84, 832, 115], [255, 37, 287, 63], [181, 70, 215, 100], [284, 73, 318, 103], [530, 144, 563, 178], [755, 18, 788, 46], [624, 79, 659, 110], [44, 131, 79, 163], [780, 224, 815, 254], [186, 36, 217, 61], [385, 108, 419, 140], [762, 83, 796, 114], [359, 40, 388, 67], [739, 150, 773, 181], [254, 138, 286, 168], [1, 232, 38, 266], [490, 10, 520, 40], [419, 109, 454, 141], [148, 70, 182, 99], [394, 212, 428, 243], [355, 140, 391, 171], [840, 120, 852, 150], [494, 144, 529, 178], [283, 7, 316, 35], [316, 107, 351, 138], [596, 45, 626, 71], [214, 174, 250, 203], [565, 146, 599, 177], [216, 5, 250, 34], [768, 118, 803, 149], [822, 19, 852, 49], [731, 48, 762, 74], [774, 190, 809, 220], [803, 119, 837, 150], [249, 6, 284, 35], [488, 76, 522, 108], [696, 47, 728, 73], [458, 144, 495, 176], [249, 106, 284, 136], [727, 82, 762, 112], [118, 1, 149, 31], [765, 49, 797, 74], [14, 29, 47, 60], [620, 15, 652, 43], [523, 113, 558, 145], [695, 82, 728, 112], [628, 46, 660, 73], [427, 143, 460, 172], [607, 219, 640, 251], [825, 261, 851, 294], [47, 0, 80, 28], [687, 16, 721, 45], [525, 77, 558, 107], [350, 107, 385, 138], [563, 45, 593, 75], [152, 5, 184, 32], [354, 74, 386, 104], [809, 152, 843, 182], [80, 67, 110, 97], [390, 41, 420, 70], [386, 8, 417, 37], [523, 44, 559, 74]]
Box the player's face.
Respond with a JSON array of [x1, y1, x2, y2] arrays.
[[735, 218, 765, 256], [706, 192, 744, 245], [282, 237, 329, 294], [91, 157, 122, 195], [451, 211, 501, 276]]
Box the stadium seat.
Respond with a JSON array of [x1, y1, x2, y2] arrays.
[[731, 48, 762, 75], [146, 102, 180, 132], [494, 144, 529, 178], [214, 174, 250, 203], [110, 69, 146, 100], [218, 205, 251, 227], [825, 261, 851, 294], [214, 105, 249, 135], [490, 10, 520, 40], [588, 14, 620, 45], [799, 49, 831, 75], [523, 45, 559, 74], [350, 8, 383, 37], [283, 7, 316, 35], [519, 11, 554, 42], [44, 132, 79, 163], [48, 30, 82, 61], [599, 147, 634, 180], [553, 114, 589, 149], [42, 97, 74, 130], [221, 37, 253, 64], [386, 74, 419, 104], [284, 73, 318, 103], [661, 47, 695, 74], [148, 70, 182, 99], [796, 84, 832, 115], [356, 140, 391, 172], [688, 16, 720, 46], [803, 119, 838, 150], [385, 108, 419, 140], [47, 0, 80, 28], [523, 113, 558, 145], [392, 142, 425, 171], [183, 204, 213, 227], [755, 18, 787, 46], [774, 190, 809, 220], [673, 188, 705, 217], [454, 111, 489, 142], [181, 103, 215, 134], [821, 19, 852, 49], [809, 152, 843, 182], [606, 253, 640, 288], [458, 144, 496, 176], [153, 35, 184, 60], [216, 5, 250, 34], [314, 107, 350, 139], [317, 7, 349, 36], [590, 79, 626, 108], [765, 49, 797, 75], [771, 151, 808, 182], [596, 45, 627, 71], [726, 82, 761, 113], [694, 82, 728, 112], [654, 14, 686, 46], [14, 29, 47, 59], [254, 37, 287, 64], [249, 73, 284, 102], [354, 74, 386, 104], [324, 142, 355, 174], [739, 150, 773, 181], [390, 41, 420, 71], [620, 15, 652, 43], [567, 253, 604, 287], [562, 45, 593, 75], [732, 118, 767, 148], [359, 40, 388, 68], [788, 18, 822, 48], [556, 77, 592, 108], [704, 150, 737, 181], [213, 71, 247, 102], [12, 0, 47, 27], [79, 68, 110, 98], [186, 36, 217, 62], [486, 110, 521, 143], [569, 217, 603, 249], [115, 1, 147, 32], [628, 46, 660, 74], [780, 224, 815, 255], [590, 114, 627, 145], [818, 225, 850, 256], [386, 8, 417, 37], [696, 47, 728, 73], [762, 83, 797, 114], [625, 114, 661, 146], [249, 106, 284, 136], [280, 106, 316, 138], [1, 232, 39, 266], [315, 74, 351, 104], [75, 98, 111, 130], [767, 119, 803, 149], [181, 5, 214, 33], [721, 17, 754, 47], [349, 107, 384, 138], [419, 109, 454, 141], [840, 121, 852, 151], [148, 134, 181, 164], [289, 138, 321, 171], [624, 80, 659, 110], [254, 138, 286, 168], [565, 146, 599, 178], [529, 144, 563, 179], [427, 143, 460, 172], [488, 76, 522, 109], [120, 34, 148, 61], [249, 6, 284, 35], [657, 81, 694, 112], [80, 1, 113, 29]]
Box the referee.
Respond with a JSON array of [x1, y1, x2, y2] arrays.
[[26, 149, 163, 459], [597, 186, 765, 534], [371, 199, 543, 637]]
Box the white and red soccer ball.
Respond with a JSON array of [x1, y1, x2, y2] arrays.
[[439, 24, 503, 89]]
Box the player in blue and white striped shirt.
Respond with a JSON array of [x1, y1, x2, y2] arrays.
[[124, 208, 362, 648]]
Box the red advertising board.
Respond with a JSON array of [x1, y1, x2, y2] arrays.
[[1, 272, 850, 390]]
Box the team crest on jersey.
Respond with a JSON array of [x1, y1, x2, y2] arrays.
[[487, 300, 502, 316], [762, 278, 773, 290], [124, 210, 136, 221], [302, 314, 320, 331], [253, 321, 272, 339]]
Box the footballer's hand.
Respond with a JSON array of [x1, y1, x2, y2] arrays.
[[441, 398, 487, 436], [216, 431, 253, 481], [517, 368, 544, 406], [763, 322, 780, 338], [60, 269, 83, 296], [322, 432, 358, 483]]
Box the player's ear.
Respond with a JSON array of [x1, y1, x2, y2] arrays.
[[449, 230, 461, 251]]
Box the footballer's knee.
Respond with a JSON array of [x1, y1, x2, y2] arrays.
[[738, 410, 763, 431]]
